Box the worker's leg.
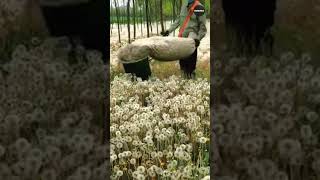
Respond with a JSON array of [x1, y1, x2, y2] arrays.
[[179, 48, 198, 79]]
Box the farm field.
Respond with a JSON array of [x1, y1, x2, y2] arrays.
[[110, 1, 211, 178], [110, 75, 210, 179]]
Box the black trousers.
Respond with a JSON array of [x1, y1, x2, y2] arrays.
[[179, 48, 198, 78]]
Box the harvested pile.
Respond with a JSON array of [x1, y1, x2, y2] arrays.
[[117, 36, 196, 63]]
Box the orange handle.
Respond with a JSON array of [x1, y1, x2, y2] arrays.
[[178, 0, 199, 37]]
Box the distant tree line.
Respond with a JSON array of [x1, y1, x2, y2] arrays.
[[110, 0, 210, 43]]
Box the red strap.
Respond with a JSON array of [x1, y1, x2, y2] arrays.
[[178, 0, 199, 37]]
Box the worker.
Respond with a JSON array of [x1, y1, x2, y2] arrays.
[[161, 0, 207, 79]]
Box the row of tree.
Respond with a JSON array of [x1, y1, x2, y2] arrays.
[[110, 0, 209, 43]]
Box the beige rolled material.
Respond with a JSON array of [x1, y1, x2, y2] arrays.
[[118, 36, 196, 63]]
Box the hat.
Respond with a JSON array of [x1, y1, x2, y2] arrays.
[[187, 0, 195, 5]]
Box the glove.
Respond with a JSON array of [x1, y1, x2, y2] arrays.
[[194, 39, 200, 47], [160, 30, 169, 36]]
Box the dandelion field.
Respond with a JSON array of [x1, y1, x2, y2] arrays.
[[110, 75, 210, 179], [0, 36, 108, 180], [110, 20, 211, 179], [212, 52, 320, 180]]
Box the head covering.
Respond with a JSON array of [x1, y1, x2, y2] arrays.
[[187, 0, 195, 5]]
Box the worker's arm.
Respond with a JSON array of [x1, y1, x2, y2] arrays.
[[167, 15, 181, 33], [197, 14, 207, 40]]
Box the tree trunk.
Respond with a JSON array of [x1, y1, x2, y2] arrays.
[[172, 0, 176, 36], [160, 0, 164, 32], [133, 0, 136, 39], [172, 0, 176, 21], [149, 1, 153, 34], [155, 0, 159, 35], [127, 0, 131, 43], [114, 0, 121, 43], [143, 1, 146, 28], [145, 0, 150, 37], [122, 0, 125, 26], [140, 1, 143, 36]]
